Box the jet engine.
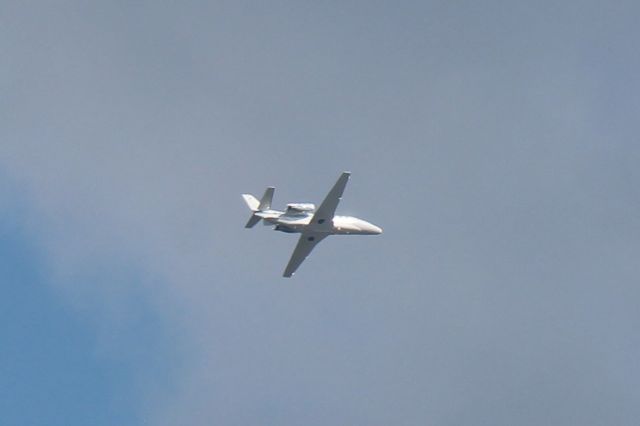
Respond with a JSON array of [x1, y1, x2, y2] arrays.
[[274, 225, 297, 233], [285, 203, 315, 215]]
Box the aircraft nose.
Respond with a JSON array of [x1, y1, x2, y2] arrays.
[[363, 221, 382, 235]]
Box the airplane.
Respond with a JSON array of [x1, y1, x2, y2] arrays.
[[242, 172, 382, 277]]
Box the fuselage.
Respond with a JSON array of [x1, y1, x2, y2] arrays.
[[259, 210, 382, 235], [243, 171, 382, 277]]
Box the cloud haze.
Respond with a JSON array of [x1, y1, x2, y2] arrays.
[[2, 1, 640, 425]]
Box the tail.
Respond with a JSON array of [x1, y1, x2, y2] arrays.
[[241, 187, 274, 228]]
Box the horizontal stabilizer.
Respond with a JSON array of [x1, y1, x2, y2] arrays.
[[242, 194, 260, 211], [245, 214, 261, 228]]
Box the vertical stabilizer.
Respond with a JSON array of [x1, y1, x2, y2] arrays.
[[242, 187, 275, 229], [259, 187, 275, 210]]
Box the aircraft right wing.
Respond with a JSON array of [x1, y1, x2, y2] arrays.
[[283, 232, 328, 277], [310, 172, 350, 229]]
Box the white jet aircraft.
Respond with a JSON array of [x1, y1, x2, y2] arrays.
[[242, 172, 382, 277]]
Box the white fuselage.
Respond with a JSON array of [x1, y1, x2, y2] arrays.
[[243, 171, 382, 277], [260, 210, 382, 235]]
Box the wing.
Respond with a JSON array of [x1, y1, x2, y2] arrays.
[[283, 232, 328, 277], [310, 172, 350, 228]]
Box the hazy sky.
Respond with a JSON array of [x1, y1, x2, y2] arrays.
[[2, 1, 640, 425]]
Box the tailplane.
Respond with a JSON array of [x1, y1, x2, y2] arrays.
[[242, 187, 275, 228], [245, 214, 261, 228], [242, 194, 260, 211]]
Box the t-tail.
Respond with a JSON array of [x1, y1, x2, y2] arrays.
[[242, 187, 274, 228]]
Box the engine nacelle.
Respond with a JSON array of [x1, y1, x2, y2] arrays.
[[274, 225, 297, 233], [285, 203, 315, 215]]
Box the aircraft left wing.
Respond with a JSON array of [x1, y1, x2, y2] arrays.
[[310, 172, 350, 229], [283, 232, 328, 277]]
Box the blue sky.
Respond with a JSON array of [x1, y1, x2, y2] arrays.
[[0, 180, 177, 425], [0, 189, 132, 425], [2, 1, 640, 425]]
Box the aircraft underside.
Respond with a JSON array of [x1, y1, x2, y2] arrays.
[[242, 172, 382, 277]]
